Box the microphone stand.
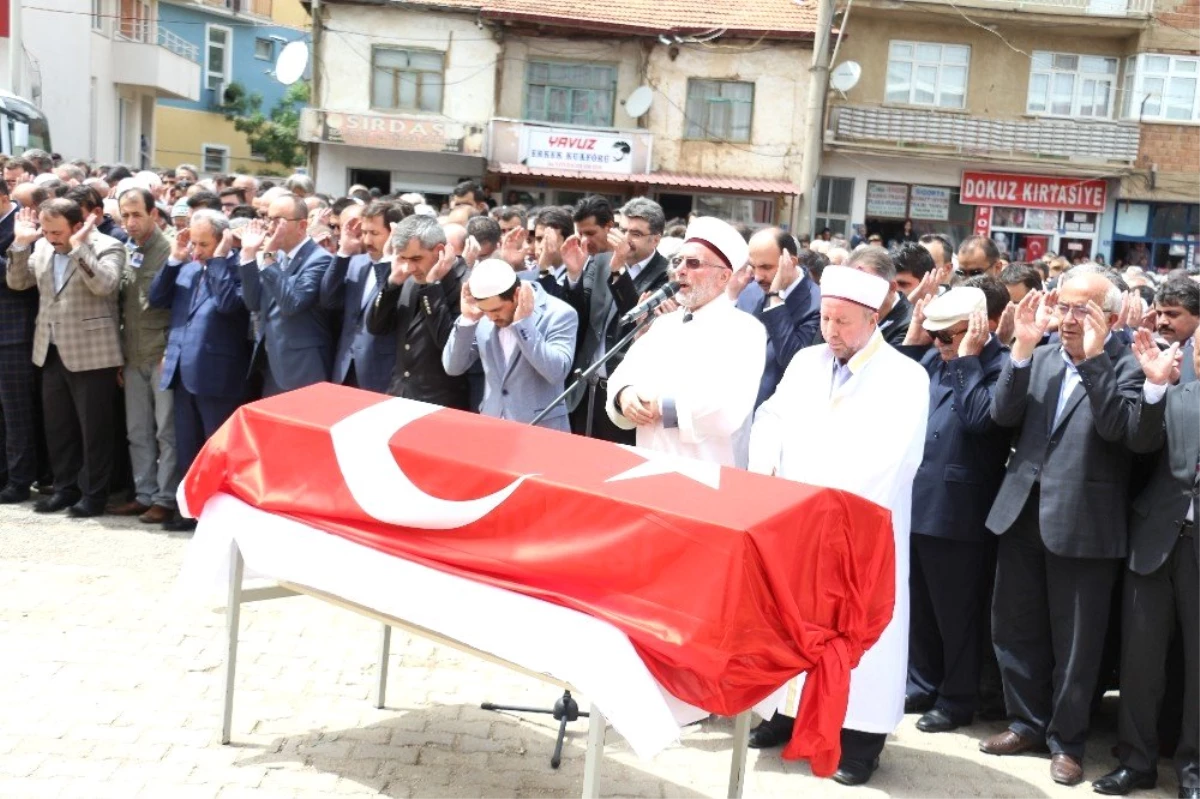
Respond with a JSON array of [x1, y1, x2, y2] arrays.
[[482, 308, 658, 769], [529, 309, 657, 430]]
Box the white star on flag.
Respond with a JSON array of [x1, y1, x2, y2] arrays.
[[605, 445, 722, 490]]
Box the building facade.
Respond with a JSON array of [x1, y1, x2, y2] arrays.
[[307, 0, 817, 226], [2, 0, 201, 164], [156, 0, 310, 175], [818, 0, 1199, 265]]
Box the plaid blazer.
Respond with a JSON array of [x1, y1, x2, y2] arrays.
[[6, 232, 125, 371]]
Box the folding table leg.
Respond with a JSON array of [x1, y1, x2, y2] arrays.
[[221, 543, 245, 745], [727, 710, 751, 799], [581, 704, 605, 799], [375, 624, 391, 709]]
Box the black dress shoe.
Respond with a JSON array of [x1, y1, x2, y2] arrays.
[[1179, 786, 1199, 799], [1092, 766, 1157, 795], [747, 713, 793, 749], [67, 499, 106, 518], [33, 492, 80, 513], [162, 515, 198, 533], [832, 757, 879, 786], [0, 485, 31, 503], [905, 694, 935, 714], [916, 707, 966, 733]]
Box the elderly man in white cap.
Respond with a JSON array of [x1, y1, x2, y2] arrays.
[[747, 258, 929, 786], [442, 260, 578, 432], [604, 217, 766, 467], [170, 200, 190, 232], [897, 287, 1013, 736]]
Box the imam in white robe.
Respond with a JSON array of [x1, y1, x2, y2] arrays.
[[748, 329, 929, 734], [606, 298, 766, 468]]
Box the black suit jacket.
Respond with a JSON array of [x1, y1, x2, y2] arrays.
[[751, 274, 820, 408], [367, 259, 470, 410], [0, 205, 38, 348], [1126, 379, 1199, 574], [879, 293, 913, 348], [987, 335, 1144, 558], [900, 337, 1012, 541]]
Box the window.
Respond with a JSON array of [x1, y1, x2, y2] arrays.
[[1027, 52, 1118, 118], [523, 61, 617, 128], [254, 38, 274, 61], [202, 144, 229, 174], [91, 0, 105, 32], [205, 25, 231, 93], [371, 48, 444, 113], [118, 0, 151, 41], [684, 80, 754, 142], [1123, 53, 1200, 122], [885, 41, 970, 109], [815, 176, 854, 236]]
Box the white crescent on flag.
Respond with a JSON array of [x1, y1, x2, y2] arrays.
[[329, 398, 531, 529]]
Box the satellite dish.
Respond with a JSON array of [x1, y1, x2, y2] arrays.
[[274, 41, 309, 86], [624, 86, 654, 118], [830, 61, 862, 93]]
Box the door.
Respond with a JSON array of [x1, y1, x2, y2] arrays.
[[349, 169, 390, 195]]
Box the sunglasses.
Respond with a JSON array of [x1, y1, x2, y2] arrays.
[[930, 327, 966, 344], [670, 256, 727, 271]]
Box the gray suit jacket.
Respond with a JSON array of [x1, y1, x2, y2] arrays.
[[1126, 379, 1199, 574], [442, 282, 578, 431], [987, 336, 1144, 558]]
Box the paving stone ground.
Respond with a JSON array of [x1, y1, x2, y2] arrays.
[[0, 503, 1180, 798]]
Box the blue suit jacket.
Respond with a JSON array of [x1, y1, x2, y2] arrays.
[[240, 238, 334, 392], [900, 336, 1013, 541], [0, 205, 38, 348], [319, 253, 395, 394], [149, 255, 251, 399], [442, 282, 578, 431], [738, 273, 821, 407]]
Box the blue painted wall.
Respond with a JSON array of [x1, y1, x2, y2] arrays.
[[157, 2, 309, 112]]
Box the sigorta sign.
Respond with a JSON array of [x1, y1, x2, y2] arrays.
[[960, 171, 1107, 213]]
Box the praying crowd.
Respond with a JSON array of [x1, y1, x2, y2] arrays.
[[1, 148, 1197, 797]]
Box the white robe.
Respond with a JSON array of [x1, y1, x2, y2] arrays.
[[748, 330, 929, 734], [606, 298, 766, 468]]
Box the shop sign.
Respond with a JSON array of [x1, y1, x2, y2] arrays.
[[909, 185, 951, 221], [520, 127, 635, 174], [866, 182, 909, 218], [960, 171, 1106, 213], [300, 110, 484, 156], [973, 205, 992, 237]]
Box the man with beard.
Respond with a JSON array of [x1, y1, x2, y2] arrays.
[[604, 217, 765, 467]]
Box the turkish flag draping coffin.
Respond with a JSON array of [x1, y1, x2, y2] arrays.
[[182, 384, 895, 773]]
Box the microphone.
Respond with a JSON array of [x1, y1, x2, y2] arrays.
[[619, 281, 681, 326]]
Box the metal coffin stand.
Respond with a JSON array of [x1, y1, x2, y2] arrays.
[[218, 540, 752, 799]]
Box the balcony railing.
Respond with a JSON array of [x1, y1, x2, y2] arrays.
[[115, 21, 201, 63], [914, 0, 1153, 16], [829, 104, 1140, 165]]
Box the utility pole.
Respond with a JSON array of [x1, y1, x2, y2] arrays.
[[8, 0, 22, 96], [795, 0, 834, 237], [308, 0, 322, 180]]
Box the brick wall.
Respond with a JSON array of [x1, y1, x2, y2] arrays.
[[1125, 124, 1200, 202]]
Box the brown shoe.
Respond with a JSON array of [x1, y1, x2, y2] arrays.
[[1050, 753, 1083, 786], [138, 504, 172, 524], [979, 729, 1043, 756], [107, 500, 151, 516]]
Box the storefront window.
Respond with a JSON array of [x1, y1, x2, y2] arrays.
[[693, 194, 772, 227], [1113, 201, 1199, 272], [862, 181, 972, 248]]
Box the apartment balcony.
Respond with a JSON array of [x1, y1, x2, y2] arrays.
[[112, 25, 202, 102], [195, 0, 274, 17], [828, 104, 1140, 169], [299, 108, 487, 156]]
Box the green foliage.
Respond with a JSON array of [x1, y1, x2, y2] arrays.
[[220, 81, 310, 169]]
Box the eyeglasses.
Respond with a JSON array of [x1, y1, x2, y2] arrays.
[[929, 327, 966, 344], [1056, 303, 1090, 320], [670, 256, 727, 271], [619, 227, 652, 241]]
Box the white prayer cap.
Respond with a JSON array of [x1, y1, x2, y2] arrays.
[[820, 265, 890, 310], [922, 286, 987, 332], [415, 203, 437, 218], [134, 170, 162, 189], [32, 173, 57, 186], [683, 216, 748, 270], [468, 258, 518, 300], [171, 199, 190, 219], [114, 177, 140, 197]]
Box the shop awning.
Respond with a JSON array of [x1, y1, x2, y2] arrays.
[[492, 164, 801, 196]]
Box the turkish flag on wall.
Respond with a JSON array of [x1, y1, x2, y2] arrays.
[[181, 384, 896, 775]]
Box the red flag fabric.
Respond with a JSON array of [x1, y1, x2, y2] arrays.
[[181, 384, 895, 774]]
